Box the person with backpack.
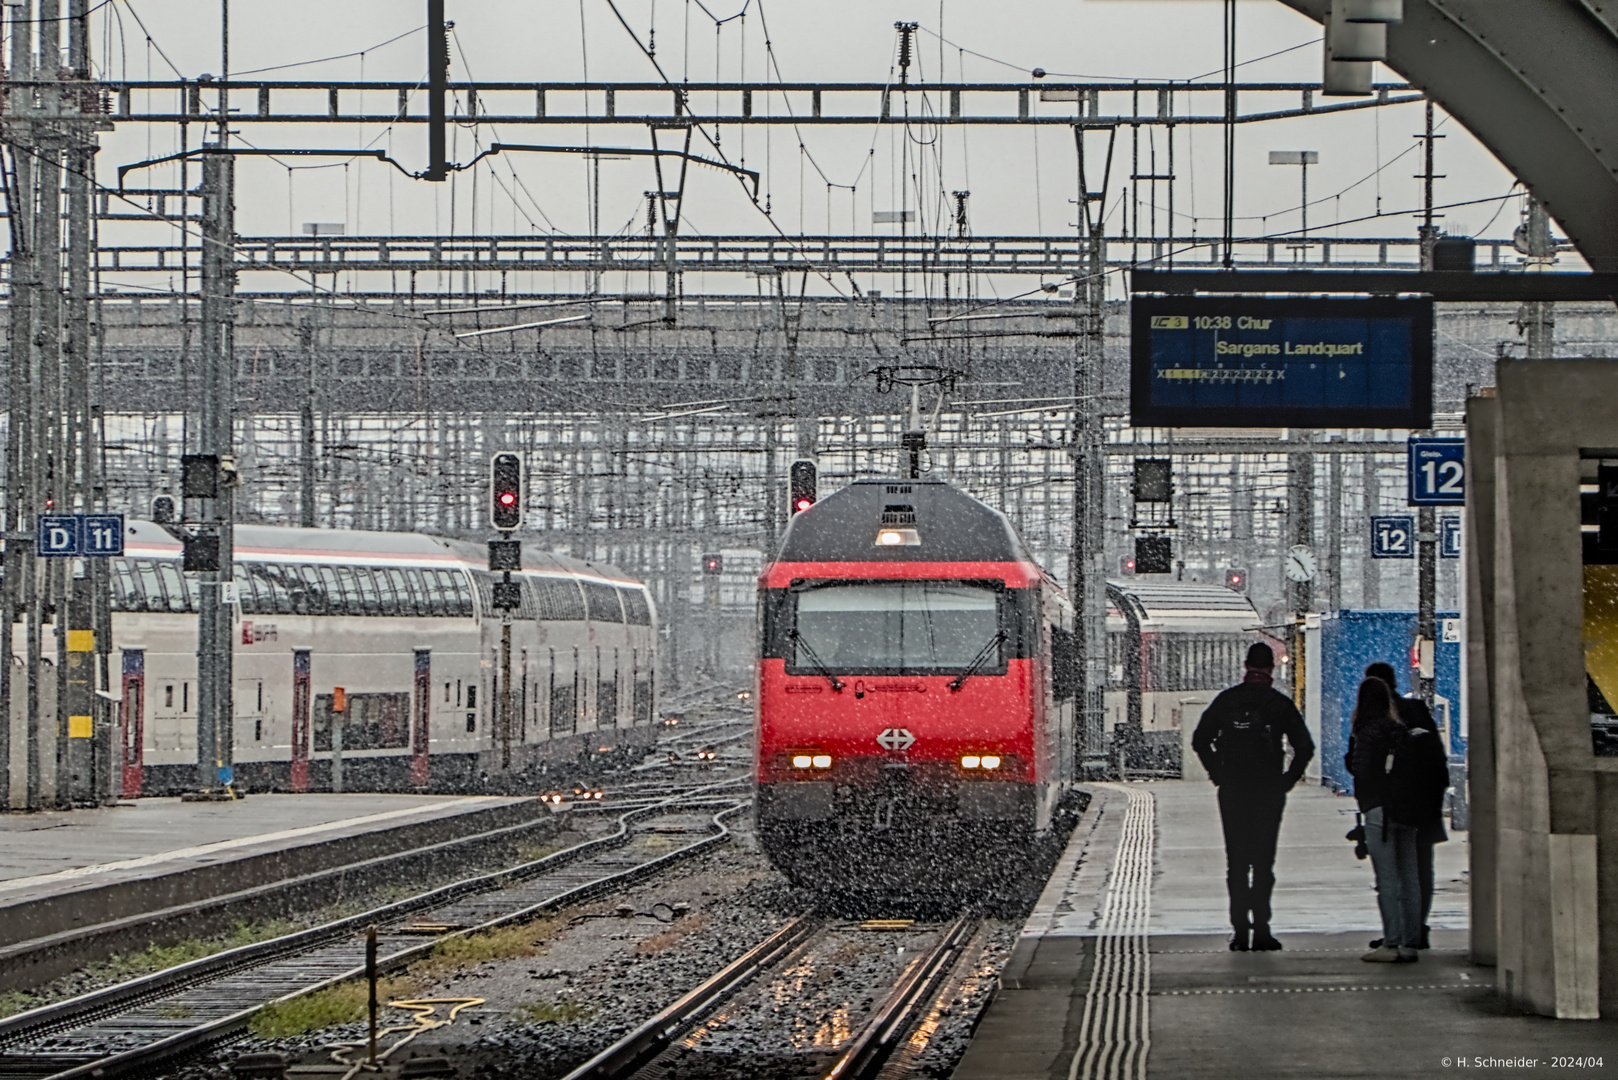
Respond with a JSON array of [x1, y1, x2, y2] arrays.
[[1345, 675, 1430, 963], [1192, 642, 1316, 952], [1361, 662, 1450, 950]]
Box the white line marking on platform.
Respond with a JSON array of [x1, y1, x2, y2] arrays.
[[0, 797, 509, 897], [1069, 783, 1155, 1080]]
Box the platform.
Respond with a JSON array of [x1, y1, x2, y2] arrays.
[[953, 781, 1617, 1079], [0, 793, 547, 991]]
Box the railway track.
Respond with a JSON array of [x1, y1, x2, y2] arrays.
[[564, 913, 979, 1080], [0, 781, 750, 1080]]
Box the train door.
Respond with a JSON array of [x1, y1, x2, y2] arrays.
[[412, 649, 431, 786], [518, 649, 529, 743], [291, 650, 311, 792], [237, 678, 265, 746], [599, 647, 619, 729], [120, 650, 145, 797], [152, 676, 198, 754], [550, 647, 577, 737], [438, 669, 466, 745], [632, 650, 653, 726]]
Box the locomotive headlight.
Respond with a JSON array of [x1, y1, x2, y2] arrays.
[[811, 754, 833, 769], [981, 755, 1002, 770], [960, 755, 981, 769], [791, 754, 813, 769]]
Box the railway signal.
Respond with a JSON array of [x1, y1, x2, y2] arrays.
[[490, 453, 523, 530], [1132, 458, 1172, 503], [183, 533, 221, 572], [703, 553, 723, 574], [789, 459, 817, 514], [1224, 567, 1247, 593], [1135, 535, 1172, 575]]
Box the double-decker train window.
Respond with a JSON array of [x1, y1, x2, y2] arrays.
[[446, 569, 471, 616], [113, 558, 490, 619], [351, 566, 382, 615], [789, 580, 1005, 675], [417, 568, 447, 616], [447, 570, 475, 617], [330, 566, 358, 613], [317, 566, 346, 613], [583, 582, 625, 624], [619, 587, 652, 626], [155, 562, 190, 613], [295, 566, 327, 615], [374, 568, 401, 616], [111, 559, 141, 611], [259, 564, 296, 614], [530, 577, 587, 621], [378, 568, 405, 615]]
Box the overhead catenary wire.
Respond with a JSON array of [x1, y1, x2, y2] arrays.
[[597, 0, 853, 296]]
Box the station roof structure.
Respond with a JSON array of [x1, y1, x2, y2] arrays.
[[1279, 0, 1618, 273]]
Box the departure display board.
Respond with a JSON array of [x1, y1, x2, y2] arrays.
[[1130, 296, 1433, 428]]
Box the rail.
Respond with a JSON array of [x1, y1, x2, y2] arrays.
[[0, 779, 749, 1080]]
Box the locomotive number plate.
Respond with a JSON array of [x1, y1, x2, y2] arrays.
[[876, 728, 916, 751]]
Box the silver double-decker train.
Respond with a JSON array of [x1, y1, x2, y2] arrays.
[[103, 521, 658, 795]]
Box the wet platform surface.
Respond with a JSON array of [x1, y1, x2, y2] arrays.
[[953, 781, 1617, 1079], [0, 793, 525, 910]]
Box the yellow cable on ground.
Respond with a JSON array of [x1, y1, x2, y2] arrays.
[[327, 997, 487, 1078]]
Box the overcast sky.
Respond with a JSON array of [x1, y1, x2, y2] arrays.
[[66, 0, 1536, 296]]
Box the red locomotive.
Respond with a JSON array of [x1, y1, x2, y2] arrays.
[[755, 478, 1079, 895]]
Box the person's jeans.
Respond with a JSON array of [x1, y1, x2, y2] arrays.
[[1365, 806, 1421, 948], [1217, 784, 1285, 932]]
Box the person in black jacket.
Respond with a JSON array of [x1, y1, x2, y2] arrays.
[[1346, 676, 1422, 962], [1358, 662, 1451, 950], [1192, 642, 1316, 952]]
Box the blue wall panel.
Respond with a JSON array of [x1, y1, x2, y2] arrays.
[[1318, 609, 1462, 792]]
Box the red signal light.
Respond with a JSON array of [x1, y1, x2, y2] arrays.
[[490, 452, 523, 529], [789, 459, 817, 515]]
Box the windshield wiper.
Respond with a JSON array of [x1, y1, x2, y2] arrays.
[[788, 629, 845, 692], [949, 630, 1007, 691]]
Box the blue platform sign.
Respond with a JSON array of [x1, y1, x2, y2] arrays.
[[1408, 438, 1466, 506], [34, 513, 125, 557], [1371, 515, 1415, 559], [1441, 516, 1462, 559], [1130, 295, 1434, 428], [36, 515, 80, 556], [82, 514, 125, 556]]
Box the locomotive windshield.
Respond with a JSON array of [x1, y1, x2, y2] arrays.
[[790, 581, 1003, 675]]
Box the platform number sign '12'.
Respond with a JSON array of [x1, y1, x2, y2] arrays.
[[1371, 515, 1415, 559], [1407, 438, 1465, 506]]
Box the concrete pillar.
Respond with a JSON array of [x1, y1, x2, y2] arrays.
[[1471, 360, 1613, 1018], [1464, 392, 1499, 968]]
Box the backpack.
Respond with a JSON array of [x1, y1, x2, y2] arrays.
[[1384, 727, 1448, 827], [1217, 699, 1281, 784]]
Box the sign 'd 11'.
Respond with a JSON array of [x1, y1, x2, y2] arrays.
[[34, 513, 124, 557], [1408, 438, 1465, 506]]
